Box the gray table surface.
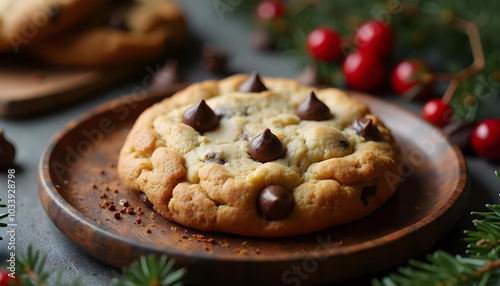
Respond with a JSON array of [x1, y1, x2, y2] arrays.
[[1, 1, 500, 285]]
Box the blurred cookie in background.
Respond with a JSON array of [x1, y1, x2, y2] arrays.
[[26, 0, 187, 67], [0, 0, 108, 52]]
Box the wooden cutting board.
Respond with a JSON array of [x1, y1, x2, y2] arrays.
[[0, 54, 133, 117]]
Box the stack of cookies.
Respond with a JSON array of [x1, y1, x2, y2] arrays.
[[0, 0, 186, 67]]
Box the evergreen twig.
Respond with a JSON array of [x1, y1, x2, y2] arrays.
[[241, 0, 500, 121], [6, 246, 185, 286], [113, 254, 186, 286], [372, 171, 500, 285]]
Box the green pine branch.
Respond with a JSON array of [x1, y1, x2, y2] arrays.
[[113, 255, 186, 286], [242, 0, 500, 121], [7, 245, 185, 286], [372, 172, 500, 286], [14, 245, 81, 286]]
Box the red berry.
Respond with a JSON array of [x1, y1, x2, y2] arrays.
[[255, 1, 285, 20], [421, 99, 452, 128], [0, 271, 20, 286], [355, 20, 394, 58], [342, 50, 385, 92], [391, 59, 433, 101], [306, 27, 342, 62], [471, 119, 500, 161]]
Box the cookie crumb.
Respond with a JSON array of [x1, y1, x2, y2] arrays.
[[119, 199, 129, 207], [193, 234, 205, 241], [107, 204, 116, 211], [113, 189, 119, 194], [136, 218, 143, 224], [146, 228, 152, 233], [181, 235, 188, 239], [241, 241, 248, 246], [99, 192, 108, 199], [203, 245, 211, 252], [170, 226, 178, 231], [234, 248, 248, 255], [136, 206, 144, 215], [100, 169, 106, 175], [254, 248, 261, 254], [113, 212, 121, 219], [92, 184, 97, 189], [127, 207, 135, 215], [119, 207, 127, 214], [108, 162, 116, 168]]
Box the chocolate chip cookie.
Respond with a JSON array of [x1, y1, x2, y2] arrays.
[[118, 73, 402, 237]]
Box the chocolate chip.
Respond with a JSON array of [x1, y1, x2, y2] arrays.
[[443, 121, 475, 150], [238, 71, 268, 93], [139, 192, 153, 207], [202, 45, 228, 74], [48, 6, 59, 24], [251, 28, 276, 50], [182, 100, 219, 133], [248, 129, 286, 163], [108, 11, 128, 31], [295, 63, 325, 87], [296, 91, 332, 121], [0, 130, 15, 170], [205, 151, 226, 165], [360, 185, 377, 206], [352, 118, 380, 141], [151, 60, 183, 93], [257, 185, 294, 220], [339, 139, 349, 148]]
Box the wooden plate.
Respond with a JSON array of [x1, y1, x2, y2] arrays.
[[38, 87, 468, 286]]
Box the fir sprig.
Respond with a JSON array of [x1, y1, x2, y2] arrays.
[[241, 0, 500, 121], [373, 172, 500, 285], [113, 255, 186, 286], [8, 246, 185, 286], [15, 245, 82, 286]]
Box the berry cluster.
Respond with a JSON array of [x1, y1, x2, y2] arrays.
[[254, 0, 499, 162], [306, 21, 392, 92]]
